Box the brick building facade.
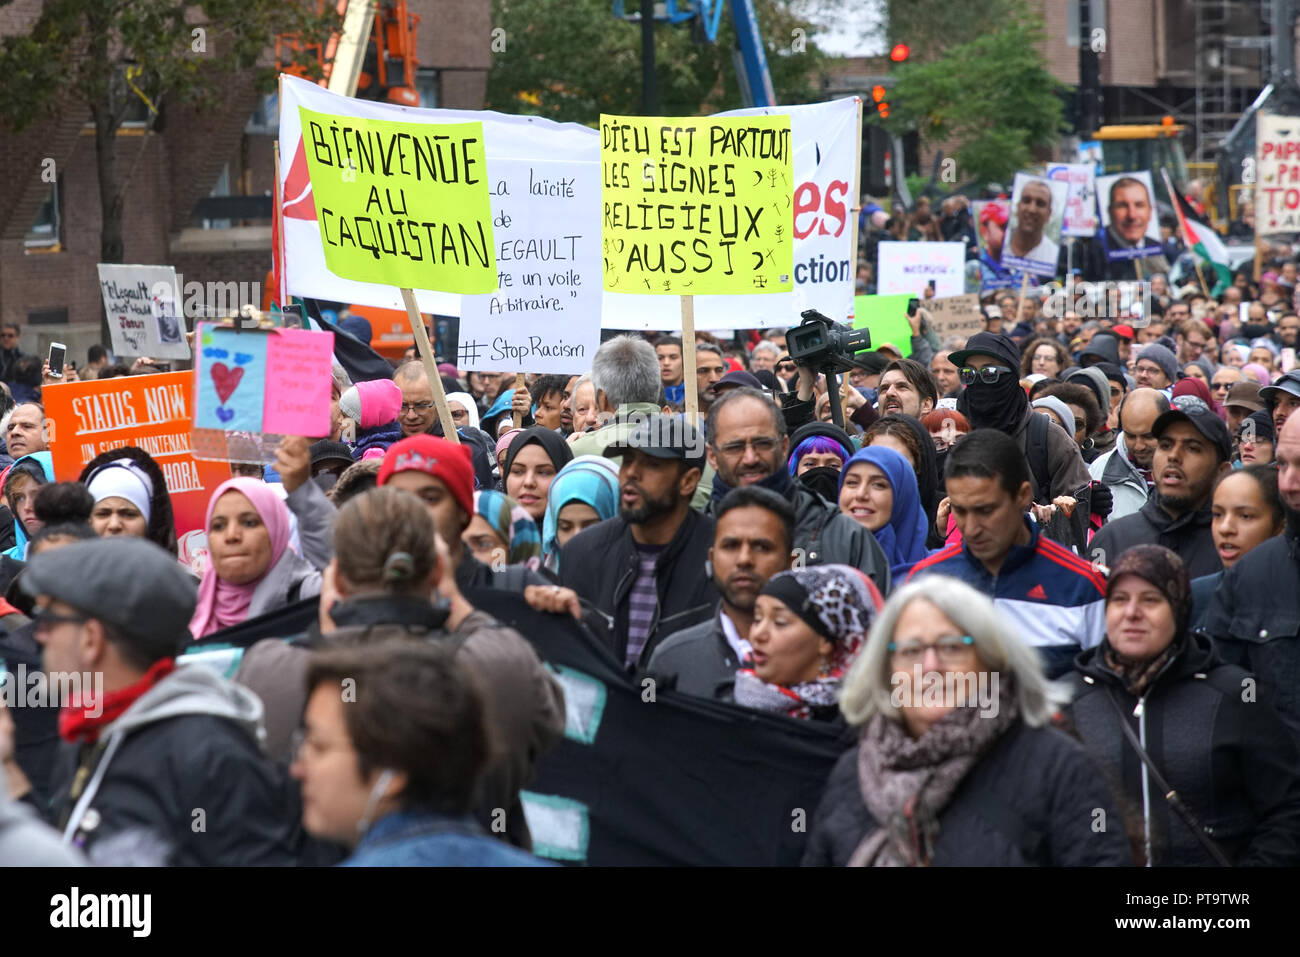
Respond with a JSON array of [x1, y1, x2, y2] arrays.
[[0, 0, 492, 364]]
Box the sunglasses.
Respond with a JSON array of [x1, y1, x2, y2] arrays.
[[958, 365, 1014, 386]]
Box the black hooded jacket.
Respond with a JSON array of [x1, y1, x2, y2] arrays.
[[1203, 522, 1300, 739], [1065, 631, 1300, 866], [1089, 497, 1221, 580]]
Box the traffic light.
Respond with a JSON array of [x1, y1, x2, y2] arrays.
[[890, 43, 910, 63], [872, 84, 890, 119]]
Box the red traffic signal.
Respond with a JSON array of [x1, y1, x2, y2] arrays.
[[872, 85, 887, 103], [890, 43, 910, 63], [877, 103, 891, 119]]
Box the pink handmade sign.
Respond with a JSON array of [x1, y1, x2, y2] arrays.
[[195, 323, 335, 437]]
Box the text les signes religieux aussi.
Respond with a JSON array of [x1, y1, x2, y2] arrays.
[[460, 154, 602, 374], [298, 106, 497, 293], [600, 114, 794, 295]]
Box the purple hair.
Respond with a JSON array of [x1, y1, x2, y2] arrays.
[[788, 435, 849, 475]]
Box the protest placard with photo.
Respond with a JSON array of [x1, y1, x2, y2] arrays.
[[972, 199, 1017, 290], [96, 264, 192, 360], [1096, 170, 1163, 261], [1046, 163, 1100, 237], [1000, 172, 1067, 277]]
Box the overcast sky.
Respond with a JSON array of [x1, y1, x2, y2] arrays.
[[798, 0, 883, 57]]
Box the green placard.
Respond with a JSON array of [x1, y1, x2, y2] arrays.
[[852, 294, 914, 358]]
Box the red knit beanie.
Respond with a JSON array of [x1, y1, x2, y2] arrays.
[[377, 435, 474, 516]]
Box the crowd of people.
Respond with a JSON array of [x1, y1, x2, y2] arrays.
[[4, 238, 1300, 869]]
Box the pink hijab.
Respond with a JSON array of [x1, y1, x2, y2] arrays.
[[188, 478, 292, 639], [1242, 362, 1274, 386]]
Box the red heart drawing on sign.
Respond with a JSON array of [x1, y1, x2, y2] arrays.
[[211, 363, 244, 405]]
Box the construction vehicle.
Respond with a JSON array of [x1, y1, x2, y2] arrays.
[[1088, 121, 1192, 209], [276, 0, 428, 360]]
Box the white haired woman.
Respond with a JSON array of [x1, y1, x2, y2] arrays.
[[803, 575, 1132, 866]]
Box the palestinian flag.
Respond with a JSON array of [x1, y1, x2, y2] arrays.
[[1165, 170, 1234, 295]]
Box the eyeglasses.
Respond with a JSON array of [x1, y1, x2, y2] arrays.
[[715, 436, 779, 457], [288, 728, 349, 763], [888, 635, 976, 663], [958, 365, 1014, 386], [31, 608, 88, 632], [776, 361, 797, 373], [400, 401, 435, 414]]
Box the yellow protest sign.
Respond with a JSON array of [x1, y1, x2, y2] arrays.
[[297, 106, 496, 293], [600, 113, 793, 295]]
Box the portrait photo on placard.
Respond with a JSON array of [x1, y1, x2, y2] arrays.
[[1096, 170, 1163, 261], [999, 172, 1067, 278]]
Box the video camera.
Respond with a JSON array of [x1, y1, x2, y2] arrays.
[[786, 309, 873, 376]]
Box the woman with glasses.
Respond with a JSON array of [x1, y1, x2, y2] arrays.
[[733, 565, 880, 723], [1019, 337, 1068, 379], [804, 576, 1132, 866], [462, 489, 542, 571], [1235, 409, 1275, 465], [1066, 545, 1300, 866]]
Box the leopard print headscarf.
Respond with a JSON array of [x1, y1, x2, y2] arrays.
[[758, 565, 880, 671]]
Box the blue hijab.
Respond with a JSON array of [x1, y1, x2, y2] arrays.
[[838, 445, 929, 576], [3, 450, 54, 561], [541, 455, 620, 570]]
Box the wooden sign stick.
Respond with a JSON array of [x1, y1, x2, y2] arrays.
[[1014, 271, 1031, 329], [681, 295, 699, 428], [513, 372, 525, 428], [399, 287, 458, 446]]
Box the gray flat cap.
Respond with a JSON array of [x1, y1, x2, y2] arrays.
[[22, 537, 197, 657]]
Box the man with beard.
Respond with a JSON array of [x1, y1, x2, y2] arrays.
[[951, 333, 1097, 551], [1205, 414, 1300, 738], [1088, 388, 1169, 521], [559, 415, 716, 669], [645, 486, 795, 698], [1089, 394, 1231, 578], [703, 388, 890, 595], [1003, 179, 1058, 271], [877, 358, 937, 419]]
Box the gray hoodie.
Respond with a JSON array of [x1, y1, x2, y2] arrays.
[[61, 664, 266, 845]]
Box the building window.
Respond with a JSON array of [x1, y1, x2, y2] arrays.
[[417, 68, 439, 108], [24, 178, 62, 252]]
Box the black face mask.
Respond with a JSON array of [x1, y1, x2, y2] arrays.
[[798, 466, 842, 503]]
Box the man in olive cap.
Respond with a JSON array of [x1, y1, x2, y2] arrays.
[[11, 537, 295, 865]]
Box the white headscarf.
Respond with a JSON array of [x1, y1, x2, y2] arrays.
[[85, 461, 154, 522], [445, 391, 480, 431]]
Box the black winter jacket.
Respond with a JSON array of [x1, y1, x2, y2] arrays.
[[705, 480, 892, 596], [46, 665, 297, 866], [1065, 632, 1300, 866], [1203, 526, 1300, 739], [802, 721, 1132, 866], [1089, 498, 1222, 579], [559, 509, 716, 668]]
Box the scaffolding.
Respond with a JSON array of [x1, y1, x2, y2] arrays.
[[1193, 0, 1271, 160]]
